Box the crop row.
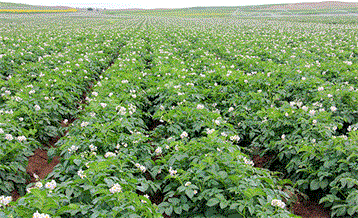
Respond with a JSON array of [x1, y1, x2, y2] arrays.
[[1, 19, 296, 217], [146, 17, 358, 217], [1, 15, 357, 217], [0, 18, 142, 200]]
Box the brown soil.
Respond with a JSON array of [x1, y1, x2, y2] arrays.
[[11, 189, 21, 202], [252, 152, 331, 218], [292, 195, 331, 218], [252, 153, 275, 168], [25, 148, 60, 184]]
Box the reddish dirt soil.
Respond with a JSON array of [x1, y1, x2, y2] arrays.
[[292, 195, 331, 218], [265, 1, 358, 11], [11, 189, 21, 202], [25, 148, 60, 184], [252, 153, 275, 168], [252, 153, 331, 218]]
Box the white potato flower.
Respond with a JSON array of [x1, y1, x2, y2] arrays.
[[34, 105, 41, 111], [169, 167, 177, 176], [45, 180, 56, 190], [5, 134, 13, 141], [0, 195, 12, 207], [77, 169, 86, 179], [35, 181, 43, 189], [180, 131, 188, 139], [196, 104, 204, 109], [271, 199, 286, 209], [81, 122, 89, 127], [155, 147, 162, 155], [104, 152, 116, 158]]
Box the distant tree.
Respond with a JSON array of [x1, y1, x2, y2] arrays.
[[87, 8, 93, 11]]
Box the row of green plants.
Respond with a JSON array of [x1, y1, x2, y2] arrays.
[[150, 17, 358, 217], [141, 25, 295, 217], [120, 18, 358, 216], [0, 18, 141, 200], [1, 21, 297, 217], [1, 13, 357, 218], [1, 27, 162, 218], [198, 25, 358, 217]]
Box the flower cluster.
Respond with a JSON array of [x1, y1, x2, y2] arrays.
[[67, 145, 79, 153], [135, 163, 147, 173], [81, 121, 89, 127], [77, 169, 86, 179], [33, 211, 51, 218], [271, 199, 286, 209], [89, 144, 97, 152], [128, 103, 136, 115], [238, 155, 254, 166], [45, 180, 57, 190], [104, 152, 116, 158], [17, 135, 27, 142], [35, 181, 43, 188], [5, 134, 13, 141], [230, 135, 240, 142], [180, 131, 188, 139], [169, 167, 177, 176], [196, 104, 204, 109], [0, 195, 12, 207], [34, 105, 41, 111], [155, 147, 162, 155], [206, 128, 215, 134], [109, 183, 122, 194], [116, 106, 127, 115]]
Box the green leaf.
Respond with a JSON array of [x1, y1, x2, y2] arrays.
[[73, 159, 82, 166], [207, 198, 220, 207], [310, 179, 320, 191], [220, 200, 229, 209], [165, 206, 173, 216], [168, 197, 180, 205], [230, 203, 239, 210], [174, 206, 183, 214], [218, 171, 228, 179], [104, 178, 114, 187], [320, 179, 328, 189], [182, 204, 190, 211], [185, 189, 195, 199], [137, 182, 149, 192]]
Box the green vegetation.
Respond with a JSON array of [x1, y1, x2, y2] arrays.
[[0, 2, 358, 218]]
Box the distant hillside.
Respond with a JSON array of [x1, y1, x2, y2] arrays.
[[105, 1, 358, 18], [0, 2, 77, 13], [264, 1, 358, 10], [233, 1, 358, 17]]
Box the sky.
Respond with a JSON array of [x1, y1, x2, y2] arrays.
[[2, 0, 358, 9]]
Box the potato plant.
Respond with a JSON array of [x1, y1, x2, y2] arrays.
[[1, 8, 357, 218]]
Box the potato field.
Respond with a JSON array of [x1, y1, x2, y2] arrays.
[[0, 8, 358, 218]]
